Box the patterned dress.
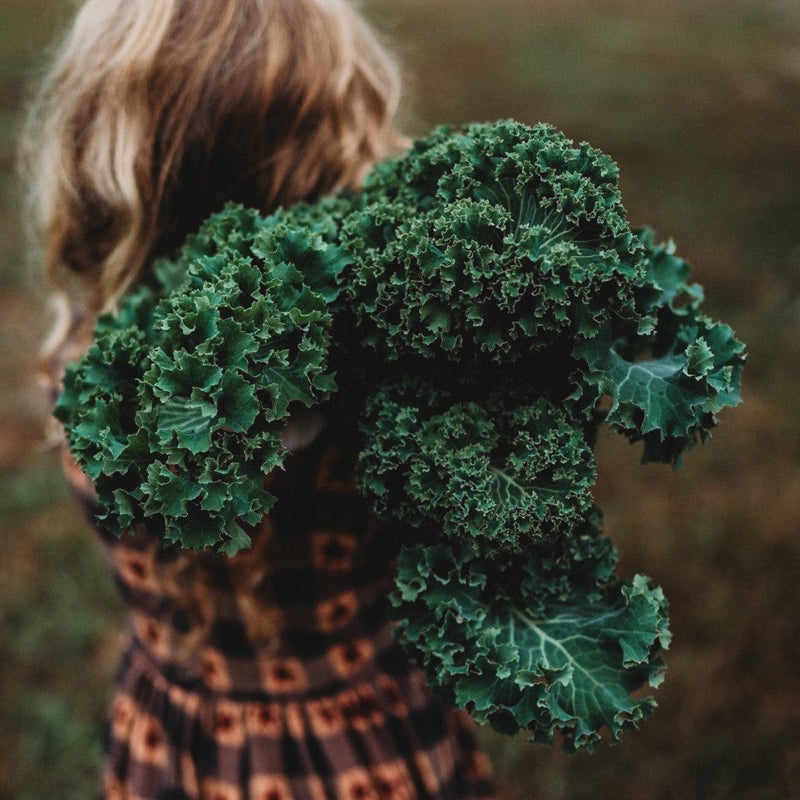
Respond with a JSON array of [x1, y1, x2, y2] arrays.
[[62, 424, 496, 800]]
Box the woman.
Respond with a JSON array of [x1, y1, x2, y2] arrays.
[[22, 1, 497, 798]]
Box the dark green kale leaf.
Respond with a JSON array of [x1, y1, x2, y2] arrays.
[[55, 202, 348, 554], [392, 527, 669, 751], [571, 228, 746, 463], [357, 376, 596, 559], [338, 121, 648, 366]]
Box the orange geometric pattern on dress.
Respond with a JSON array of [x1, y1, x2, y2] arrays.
[[213, 700, 247, 748], [244, 701, 284, 739], [311, 531, 358, 572], [340, 685, 385, 732], [262, 657, 310, 694], [132, 611, 172, 661], [371, 760, 418, 800], [109, 693, 136, 742], [201, 778, 243, 800], [248, 774, 293, 800], [103, 639, 497, 800], [315, 590, 359, 633], [336, 767, 380, 800], [129, 712, 169, 768], [118, 546, 159, 592], [307, 696, 347, 737], [200, 646, 234, 693], [329, 639, 375, 680]]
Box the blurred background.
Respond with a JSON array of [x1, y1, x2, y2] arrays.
[[1, 0, 798, 798]]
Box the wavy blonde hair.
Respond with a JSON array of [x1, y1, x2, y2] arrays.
[[23, 0, 404, 351], [23, 0, 405, 649]]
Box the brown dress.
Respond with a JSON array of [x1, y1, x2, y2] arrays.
[[62, 423, 496, 800]]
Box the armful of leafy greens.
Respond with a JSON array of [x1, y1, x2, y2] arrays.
[[341, 121, 742, 748], [54, 121, 744, 749]]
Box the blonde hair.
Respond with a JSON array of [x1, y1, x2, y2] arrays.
[[23, 0, 404, 337]]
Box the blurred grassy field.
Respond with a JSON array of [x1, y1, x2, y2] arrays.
[[2, 1, 799, 798]]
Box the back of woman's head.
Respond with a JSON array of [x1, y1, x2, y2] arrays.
[[23, 0, 404, 319]]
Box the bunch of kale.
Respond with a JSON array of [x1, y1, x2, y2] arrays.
[[55, 121, 744, 750]]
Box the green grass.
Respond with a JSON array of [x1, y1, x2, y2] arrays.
[[2, 1, 799, 798], [0, 479, 122, 800]]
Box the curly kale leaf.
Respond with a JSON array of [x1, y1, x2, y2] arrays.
[[54, 282, 163, 504], [338, 121, 648, 366], [393, 535, 669, 751], [571, 228, 746, 462], [635, 227, 704, 315], [55, 202, 347, 553], [357, 377, 596, 560]]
